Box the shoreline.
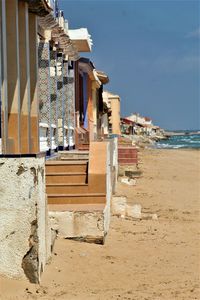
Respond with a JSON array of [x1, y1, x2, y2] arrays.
[[165, 131, 200, 136], [151, 145, 200, 150], [120, 131, 200, 150]]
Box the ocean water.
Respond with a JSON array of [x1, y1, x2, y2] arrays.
[[156, 134, 200, 149]]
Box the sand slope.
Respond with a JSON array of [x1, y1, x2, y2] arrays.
[[0, 149, 199, 300]]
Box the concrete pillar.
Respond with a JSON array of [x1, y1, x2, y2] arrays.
[[66, 62, 75, 148], [87, 76, 93, 141], [5, 0, 20, 153], [0, 0, 7, 154], [29, 13, 39, 154], [83, 72, 88, 129], [50, 48, 58, 151], [57, 53, 64, 149], [74, 60, 80, 129], [62, 59, 68, 148], [38, 36, 51, 153], [18, 1, 31, 153], [92, 83, 97, 139]]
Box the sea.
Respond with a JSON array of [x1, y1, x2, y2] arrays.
[[156, 131, 200, 149]]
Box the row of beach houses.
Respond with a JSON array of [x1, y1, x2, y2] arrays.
[[0, 0, 160, 283]]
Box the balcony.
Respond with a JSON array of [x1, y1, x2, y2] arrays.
[[68, 28, 93, 52]]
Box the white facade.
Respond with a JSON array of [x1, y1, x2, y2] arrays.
[[69, 28, 93, 52]]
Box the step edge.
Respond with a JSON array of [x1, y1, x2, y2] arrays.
[[46, 172, 87, 176], [47, 193, 106, 197], [46, 161, 88, 165], [46, 183, 88, 186]]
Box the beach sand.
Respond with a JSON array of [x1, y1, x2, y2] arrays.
[[0, 149, 199, 300]]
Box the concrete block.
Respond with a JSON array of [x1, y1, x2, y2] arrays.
[[126, 204, 142, 219], [0, 157, 50, 283], [49, 206, 108, 245], [121, 177, 136, 185], [112, 196, 127, 217], [118, 164, 138, 177]]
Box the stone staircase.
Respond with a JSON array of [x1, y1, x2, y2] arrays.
[[46, 151, 106, 205], [45, 146, 109, 244]]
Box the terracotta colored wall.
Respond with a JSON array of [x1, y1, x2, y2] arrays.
[[88, 141, 107, 194], [111, 98, 121, 135], [87, 77, 94, 141]]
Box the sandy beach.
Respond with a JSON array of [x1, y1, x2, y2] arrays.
[[0, 148, 199, 300]]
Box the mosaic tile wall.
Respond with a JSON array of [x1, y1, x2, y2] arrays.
[[62, 60, 68, 144], [50, 49, 58, 147], [38, 41, 51, 148], [57, 53, 64, 147], [66, 67, 75, 146]]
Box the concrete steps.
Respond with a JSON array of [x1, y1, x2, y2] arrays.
[[47, 142, 110, 244], [48, 203, 105, 212], [78, 143, 89, 151], [46, 183, 89, 194], [60, 157, 88, 161], [59, 150, 89, 161], [45, 157, 106, 205], [47, 193, 106, 204], [46, 172, 87, 184], [46, 160, 88, 173]]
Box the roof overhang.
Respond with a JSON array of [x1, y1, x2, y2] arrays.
[[79, 58, 94, 75], [96, 70, 109, 84], [38, 14, 79, 60], [68, 28, 93, 52], [27, 0, 52, 16], [121, 118, 135, 125]]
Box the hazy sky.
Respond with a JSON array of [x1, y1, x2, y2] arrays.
[[60, 0, 199, 130]]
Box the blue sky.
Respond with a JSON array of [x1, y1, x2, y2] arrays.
[[60, 0, 199, 130]]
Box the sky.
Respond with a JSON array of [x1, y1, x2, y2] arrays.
[[60, 0, 200, 130]]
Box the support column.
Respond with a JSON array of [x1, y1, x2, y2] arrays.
[[63, 59, 68, 148], [0, 0, 7, 154], [38, 36, 51, 153], [5, 0, 20, 153], [83, 72, 88, 129], [29, 13, 39, 153], [57, 53, 64, 149], [92, 82, 98, 140], [18, 1, 30, 153], [66, 62, 75, 148], [87, 76, 93, 141], [50, 47, 57, 151], [74, 60, 80, 129]]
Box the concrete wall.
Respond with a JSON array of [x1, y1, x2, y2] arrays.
[[0, 157, 51, 283], [103, 91, 121, 135], [110, 97, 121, 135]]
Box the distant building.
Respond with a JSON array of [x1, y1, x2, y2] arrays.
[[103, 91, 121, 135]]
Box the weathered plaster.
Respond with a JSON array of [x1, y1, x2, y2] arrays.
[[49, 209, 106, 244], [0, 157, 51, 282]]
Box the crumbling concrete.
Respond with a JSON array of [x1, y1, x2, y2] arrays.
[[112, 196, 127, 217], [118, 164, 139, 177], [120, 177, 136, 185], [112, 196, 158, 221], [0, 157, 51, 282], [49, 207, 108, 245], [126, 204, 142, 219]]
